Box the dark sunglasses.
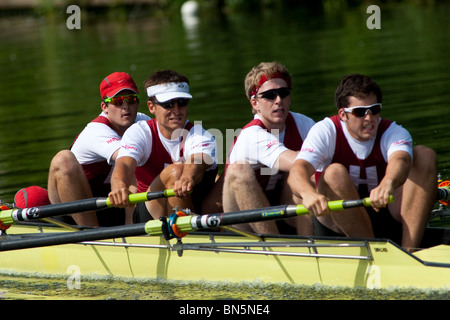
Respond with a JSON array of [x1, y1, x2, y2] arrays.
[[104, 94, 140, 106], [344, 103, 382, 117], [255, 87, 291, 100], [155, 98, 190, 109]]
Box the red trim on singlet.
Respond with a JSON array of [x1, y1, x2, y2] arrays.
[[70, 115, 115, 196], [135, 119, 194, 193], [325, 115, 393, 197], [225, 112, 304, 191]]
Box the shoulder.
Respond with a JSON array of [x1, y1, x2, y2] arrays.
[[381, 120, 412, 146], [289, 111, 315, 124], [310, 117, 336, 133], [383, 120, 410, 134], [237, 123, 269, 141], [123, 120, 152, 138], [80, 114, 116, 136], [289, 111, 316, 135], [187, 122, 216, 141], [136, 112, 151, 122]]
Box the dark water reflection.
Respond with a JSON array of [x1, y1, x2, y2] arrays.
[[0, 2, 449, 201]]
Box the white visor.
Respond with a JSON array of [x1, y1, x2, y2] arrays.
[[146, 82, 193, 102]]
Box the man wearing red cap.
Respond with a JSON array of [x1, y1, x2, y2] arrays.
[[108, 70, 218, 222], [47, 72, 150, 226], [221, 62, 316, 235]]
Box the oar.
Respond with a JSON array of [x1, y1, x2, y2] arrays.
[[0, 196, 389, 252], [3, 185, 449, 252], [0, 189, 175, 228], [145, 196, 395, 238]]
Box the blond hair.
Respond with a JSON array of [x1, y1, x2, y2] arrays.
[[244, 62, 292, 100]]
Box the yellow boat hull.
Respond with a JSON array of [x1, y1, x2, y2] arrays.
[[1, 223, 450, 290]]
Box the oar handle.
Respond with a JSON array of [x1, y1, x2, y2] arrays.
[[105, 189, 175, 206], [293, 195, 394, 215]]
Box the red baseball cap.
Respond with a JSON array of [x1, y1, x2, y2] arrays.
[[100, 72, 138, 98]]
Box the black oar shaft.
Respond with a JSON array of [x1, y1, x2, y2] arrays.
[[12, 198, 108, 222], [146, 198, 374, 237], [0, 189, 175, 226], [0, 223, 147, 251]]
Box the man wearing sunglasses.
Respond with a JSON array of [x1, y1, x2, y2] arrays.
[[222, 62, 316, 235], [108, 70, 218, 222], [288, 74, 437, 251], [47, 72, 150, 226]]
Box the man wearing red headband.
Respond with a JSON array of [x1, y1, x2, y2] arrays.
[[287, 74, 437, 251], [47, 72, 150, 226], [222, 62, 316, 235]]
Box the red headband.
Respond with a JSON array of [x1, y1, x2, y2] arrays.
[[250, 72, 290, 97]]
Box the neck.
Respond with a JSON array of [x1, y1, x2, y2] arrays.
[[158, 122, 184, 140]]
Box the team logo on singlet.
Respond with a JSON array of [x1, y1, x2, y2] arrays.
[[349, 165, 378, 192]]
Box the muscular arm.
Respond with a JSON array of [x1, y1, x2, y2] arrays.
[[287, 159, 330, 216], [370, 150, 411, 210], [274, 150, 299, 172], [174, 153, 213, 197], [108, 156, 138, 207]]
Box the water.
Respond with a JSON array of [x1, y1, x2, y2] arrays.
[[0, 1, 449, 201], [1, 273, 449, 300], [0, 1, 449, 300]]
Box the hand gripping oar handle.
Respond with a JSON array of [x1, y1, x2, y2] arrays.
[[144, 195, 394, 238], [0, 189, 175, 227]]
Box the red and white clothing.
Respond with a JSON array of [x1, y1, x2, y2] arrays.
[[71, 112, 150, 194], [227, 111, 315, 192], [117, 119, 218, 192], [296, 115, 413, 196]]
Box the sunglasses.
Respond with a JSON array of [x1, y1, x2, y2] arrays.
[[254, 87, 291, 100], [344, 103, 382, 117], [104, 94, 140, 106], [155, 98, 190, 109]]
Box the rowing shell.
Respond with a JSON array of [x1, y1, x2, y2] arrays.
[[1, 222, 449, 290]]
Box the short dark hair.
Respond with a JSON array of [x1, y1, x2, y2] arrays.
[[144, 69, 189, 89], [334, 74, 382, 110]]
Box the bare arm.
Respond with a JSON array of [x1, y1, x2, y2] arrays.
[[173, 153, 213, 197], [108, 156, 138, 207], [369, 151, 411, 211], [287, 159, 330, 216], [274, 149, 299, 172]]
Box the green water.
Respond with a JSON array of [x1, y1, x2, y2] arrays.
[[0, 1, 449, 200], [0, 1, 449, 301]]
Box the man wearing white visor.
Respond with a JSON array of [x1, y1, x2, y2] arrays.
[[109, 70, 218, 222]]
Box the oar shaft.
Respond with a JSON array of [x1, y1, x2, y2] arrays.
[[144, 196, 389, 237], [0, 196, 390, 251], [0, 189, 175, 226], [0, 224, 148, 251]]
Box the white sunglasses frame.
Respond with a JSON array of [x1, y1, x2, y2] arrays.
[[343, 103, 382, 116]]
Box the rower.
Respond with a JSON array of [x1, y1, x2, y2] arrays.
[[222, 62, 316, 236], [47, 72, 150, 227], [287, 73, 437, 251], [108, 69, 218, 222]]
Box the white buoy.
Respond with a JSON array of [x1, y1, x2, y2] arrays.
[[181, 1, 199, 17], [181, 0, 199, 30]]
